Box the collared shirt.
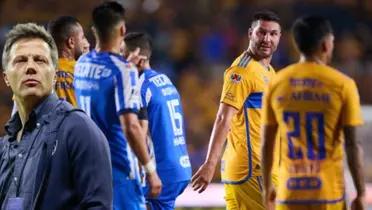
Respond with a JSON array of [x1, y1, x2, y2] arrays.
[[0, 94, 113, 210], [0, 95, 53, 209]]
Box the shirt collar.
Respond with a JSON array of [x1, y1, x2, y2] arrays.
[[140, 68, 152, 76], [4, 112, 22, 138], [4, 94, 59, 137]]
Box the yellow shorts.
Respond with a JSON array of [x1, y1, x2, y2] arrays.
[[224, 176, 265, 210], [275, 201, 346, 210]]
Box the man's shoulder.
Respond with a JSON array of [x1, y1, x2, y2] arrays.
[[143, 69, 160, 79], [52, 102, 93, 131], [77, 51, 127, 68], [322, 65, 354, 84], [76, 51, 93, 63], [230, 51, 250, 68], [57, 58, 75, 74], [62, 109, 92, 128], [59, 109, 106, 142], [226, 54, 260, 80], [144, 70, 174, 85], [276, 63, 354, 85], [229, 52, 261, 71], [107, 53, 136, 73]]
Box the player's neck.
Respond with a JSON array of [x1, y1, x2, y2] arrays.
[[59, 49, 75, 61], [260, 57, 271, 68], [139, 62, 151, 73], [300, 55, 326, 65], [143, 62, 151, 70], [247, 48, 272, 68], [95, 40, 121, 54], [14, 95, 45, 127]]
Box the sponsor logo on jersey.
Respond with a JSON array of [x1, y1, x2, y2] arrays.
[[224, 92, 236, 101], [230, 73, 242, 83], [180, 156, 191, 168]]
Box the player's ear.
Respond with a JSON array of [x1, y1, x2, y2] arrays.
[[119, 24, 125, 37], [91, 26, 96, 35], [67, 36, 75, 49], [3, 72, 10, 87], [248, 27, 253, 39], [320, 38, 328, 54], [91, 27, 99, 41]]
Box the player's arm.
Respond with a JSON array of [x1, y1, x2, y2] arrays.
[[138, 108, 149, 135], [115, 56, 161, 198], [139, 120, 148, 134], [261, 83, 278, 209], [341, 80, 365, 210], [204, 103, 237, 166], [344, 126, 365, 197], [119, 113, 161, 197], [192, 67, 248, 193], [261, 124, 278, 189], [191, 103, 237, 193], [261, 124, 278, 206], [138, 108, 150, 160], [119, 113, 150, 165]]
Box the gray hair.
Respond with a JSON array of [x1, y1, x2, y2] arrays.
[[2, 23, 58, 71]]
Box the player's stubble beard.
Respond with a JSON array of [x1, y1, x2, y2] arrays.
[[74, 47, 84, 60], [249, 42, 277, 61]]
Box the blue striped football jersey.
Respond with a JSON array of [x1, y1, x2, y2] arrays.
[[139, 69, 191, 184], [74, 50, 141, 181]]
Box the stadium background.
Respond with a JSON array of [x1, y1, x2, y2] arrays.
[[0, 0, 371, 209]]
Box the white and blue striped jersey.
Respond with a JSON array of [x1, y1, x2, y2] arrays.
[[74, 50, 141, 181], [139, 69, 191, 184]]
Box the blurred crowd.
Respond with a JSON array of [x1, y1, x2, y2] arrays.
[[1, 0, 372, 181]]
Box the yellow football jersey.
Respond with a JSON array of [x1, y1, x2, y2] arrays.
[[262, 62, 363, 204], [220, 51, 277, 183], [55, 58, 77, 107]]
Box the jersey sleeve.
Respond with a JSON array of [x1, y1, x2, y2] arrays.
[[138, 73, 151, 109], [137, 107, 148, 120], [137, 73, 149, 120], [341, 79, 363, 126], [220, 66, 251, 110], [112, 57, 141, 115], [262, 81, 277, 125]]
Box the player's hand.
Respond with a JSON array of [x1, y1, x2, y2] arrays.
[[146, 171, 162, 198], [191, 162, 216, 193], [351, 196, 365, 210], [127, 47, 147, 67], [263, 186, 276, 210]]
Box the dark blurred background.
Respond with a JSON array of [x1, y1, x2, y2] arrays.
[[1, 0, 372, 184]]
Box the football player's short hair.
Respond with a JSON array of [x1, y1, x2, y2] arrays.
[[292, 15, 333, 56], [92, 1, 126, 43], [250, 10, 281, 28], [2, 23, 58, 70], [47, 16, 80, 50], [124, 32, 152, 58]]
